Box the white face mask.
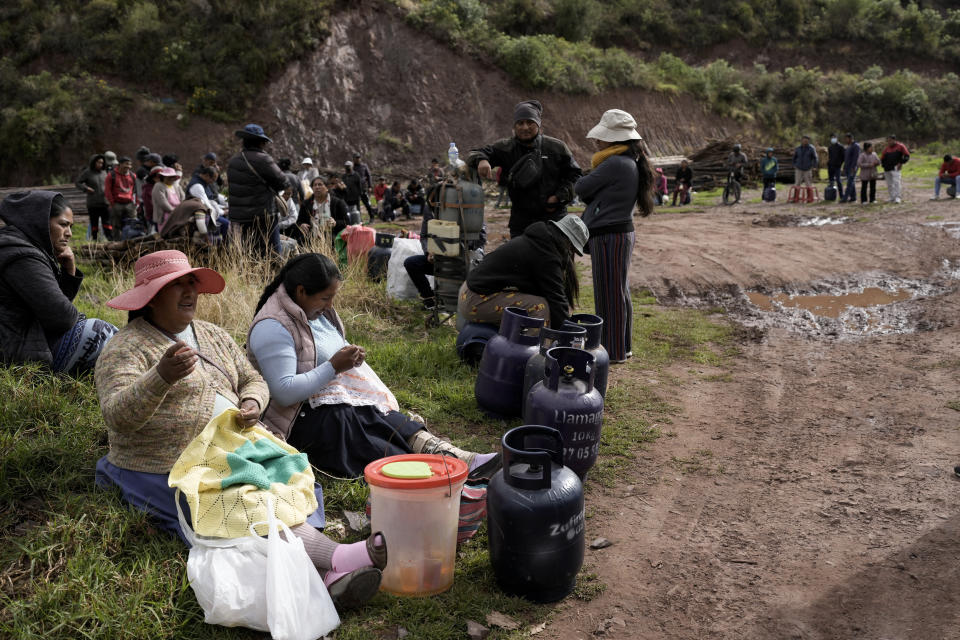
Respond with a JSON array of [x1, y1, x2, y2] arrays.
[[831, 137, 838, 144]]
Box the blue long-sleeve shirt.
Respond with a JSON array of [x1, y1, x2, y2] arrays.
[[842, 142, 861, 176], [247, 317, 343, 407]]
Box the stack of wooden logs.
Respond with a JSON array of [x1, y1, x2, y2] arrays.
[[651, 138, 795, 190], [78, 233, 203, 267]]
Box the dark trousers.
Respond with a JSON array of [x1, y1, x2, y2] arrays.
[[403, 253, 435, 300], [87, 203, 110, 239], [110, 202, 136, 240], [827, 165, 842, 187], [841, 174, 857, 202], [860, 179, 876, 203], [359, 192, 374, 219]]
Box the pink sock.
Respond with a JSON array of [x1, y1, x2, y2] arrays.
[[469, 452, 497, 472], [323, 535, 383, 587]]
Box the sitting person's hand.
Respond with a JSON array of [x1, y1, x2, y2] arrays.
[[157, 340, 198, 384], [235, 398, 261, 428], [329, 345, 363, 373]]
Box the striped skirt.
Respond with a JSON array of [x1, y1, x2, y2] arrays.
[[588, 231, 635, 361]]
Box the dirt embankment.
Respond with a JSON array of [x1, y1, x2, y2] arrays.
[[93, 4, 736, 182]]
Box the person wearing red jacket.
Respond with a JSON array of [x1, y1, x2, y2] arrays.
[[104, 156, 138, 239], [880, 135, 910, 203], [933, 154, 960, 199]]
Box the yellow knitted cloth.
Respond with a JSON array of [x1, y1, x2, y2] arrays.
[[168, 409, 318, 538]]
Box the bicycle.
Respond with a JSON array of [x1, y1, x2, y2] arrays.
[[722, 170, 742, 205]]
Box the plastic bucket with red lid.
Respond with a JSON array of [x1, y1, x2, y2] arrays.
[[364, 454, 468, 596]]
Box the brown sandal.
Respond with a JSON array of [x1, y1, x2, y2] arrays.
[[366, 531, 388, 570]]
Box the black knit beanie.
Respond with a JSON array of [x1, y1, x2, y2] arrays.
[[513, 100, 543, 126]]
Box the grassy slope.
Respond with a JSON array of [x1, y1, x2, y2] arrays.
[[0, 233, 733, 638]]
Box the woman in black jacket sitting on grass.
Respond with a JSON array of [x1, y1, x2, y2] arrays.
[[0, 191, 116, 373]]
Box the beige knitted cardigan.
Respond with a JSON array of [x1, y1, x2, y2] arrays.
[[95, 317, 269, 473]]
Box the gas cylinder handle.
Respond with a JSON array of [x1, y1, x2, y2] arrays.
[[502, 425, 564, 490]]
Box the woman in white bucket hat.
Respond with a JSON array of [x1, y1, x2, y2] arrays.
[[574, 109, 656, 364]]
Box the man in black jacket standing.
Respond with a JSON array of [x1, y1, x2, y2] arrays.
[[826, 133, 845, 194], [227, 123, 288, 255], [467, 100, 582, 238], [340, 160, 365, 224]]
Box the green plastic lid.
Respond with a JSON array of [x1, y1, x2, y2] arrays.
[[381, 460, 434, 479]]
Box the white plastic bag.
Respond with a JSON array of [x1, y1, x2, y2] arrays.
[[258, 497, 340, 640], [387, 238, 431, 300], [177, 492, 339, 639]]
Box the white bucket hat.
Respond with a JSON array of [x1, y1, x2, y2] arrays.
[[550, 215, 589, 256], [586, 109, 642, 142], [301, 157, 313, 165]]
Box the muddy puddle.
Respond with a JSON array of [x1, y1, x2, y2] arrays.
[[747, 288, 912, 318], [752, 214, 851, 228], [741, 279, 936, 337], [664, 274, 950, 339], [925, 220, 960, 239]]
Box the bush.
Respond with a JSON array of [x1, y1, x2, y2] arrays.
[[0, 62, 132, 180]]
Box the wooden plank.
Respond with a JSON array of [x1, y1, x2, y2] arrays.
[[0, 184, 89, 216]]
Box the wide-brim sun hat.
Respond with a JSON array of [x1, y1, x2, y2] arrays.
[[234, 123, 272, 143], [586, 109, 642, 142], [157, 166, 178, 178], [107, 250, 225, 310], [551, 215, 589, 256], [302, 157, 313, 165]]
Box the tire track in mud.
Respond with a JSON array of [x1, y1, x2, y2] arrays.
[[545, 316, 960, 639]]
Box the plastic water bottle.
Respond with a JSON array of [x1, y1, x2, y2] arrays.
[[448, 142, 459, 168]]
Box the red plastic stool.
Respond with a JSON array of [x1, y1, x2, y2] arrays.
[[788, 186, 821, 203]]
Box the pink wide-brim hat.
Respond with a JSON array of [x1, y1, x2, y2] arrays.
[[107, 250, 225, 310]]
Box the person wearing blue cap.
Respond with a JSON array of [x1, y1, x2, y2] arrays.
[[227, 124, 287, 255]]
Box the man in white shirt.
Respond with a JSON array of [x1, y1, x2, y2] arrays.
[[187, 167, 228, 218], [185, 167, 230, 240]]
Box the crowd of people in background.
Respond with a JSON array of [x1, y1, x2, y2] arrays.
[[68, 130, 464, 253]]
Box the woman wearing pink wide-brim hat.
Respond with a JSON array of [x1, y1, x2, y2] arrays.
[[94, 249, 388, 610]]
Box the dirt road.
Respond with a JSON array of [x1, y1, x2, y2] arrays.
[[539, 181, 960, 639]]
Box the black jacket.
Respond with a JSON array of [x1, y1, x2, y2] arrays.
[[827, 142, 845, 168], [297, 194, 349, 239], [340, 172, 364, 203], [467, 134, 582, 236], [226, 147, 288, 224], [0, 191, 83, 365], [466, 221, 571, 328]]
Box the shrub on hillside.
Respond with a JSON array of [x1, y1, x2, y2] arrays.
[[0, 62, 131, 180]]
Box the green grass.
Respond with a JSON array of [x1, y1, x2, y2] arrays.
[[901, 153, 942, 179], [0, 246, 735, 638]]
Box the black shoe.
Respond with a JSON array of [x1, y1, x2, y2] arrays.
[[422, 297, 436, 310], [328, 567, 382, 610], [954, 465, 960, 478]]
